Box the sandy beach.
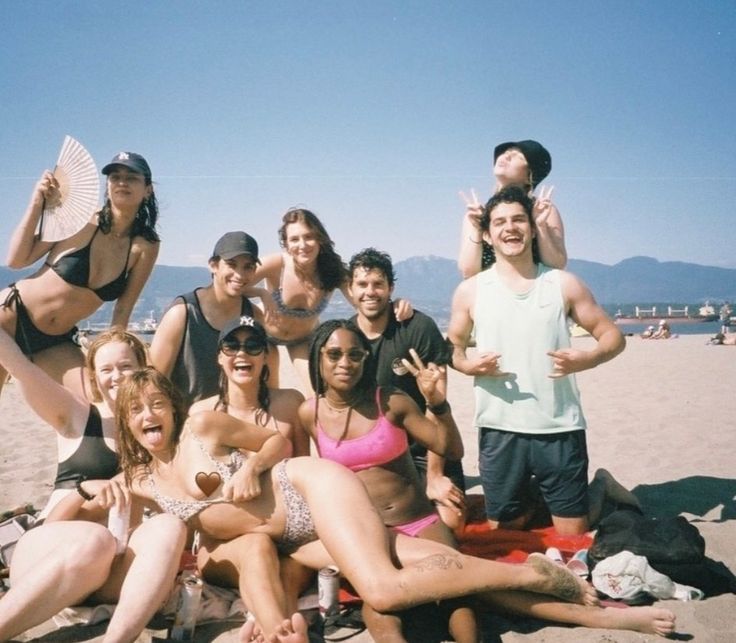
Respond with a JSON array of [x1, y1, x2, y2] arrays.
[[1, 333, 735, 642]]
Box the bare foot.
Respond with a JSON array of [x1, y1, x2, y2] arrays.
[[526, 552, 599, 606], [240, 619, 262, 643], [595, 468, 641, 509], [242, 613, 307, 643], [605, 605, 676, 637]]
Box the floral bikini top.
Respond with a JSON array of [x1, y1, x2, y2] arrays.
[[146, 429, 246, 523]]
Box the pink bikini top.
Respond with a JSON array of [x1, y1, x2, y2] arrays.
[[315, 388, 408, 472]]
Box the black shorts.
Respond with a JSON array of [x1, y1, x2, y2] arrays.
[[478, 427, 588, 522]]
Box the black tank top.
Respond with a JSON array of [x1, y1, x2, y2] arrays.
[[54, 405, 120, 489], [169, 289, 254, 407], [46, 227, 132, 301]]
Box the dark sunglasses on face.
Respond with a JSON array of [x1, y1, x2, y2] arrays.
[[220, 337, 266, 356], [321, 347, 368, 364]]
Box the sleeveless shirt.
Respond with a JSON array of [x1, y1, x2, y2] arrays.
[[473, 264, 586, 434], [169, 289, 254, 407]]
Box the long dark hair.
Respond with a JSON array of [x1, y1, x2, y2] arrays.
[[98, 184, 160, 243], [215, 330, 272, 426], [307, 319, 373, 396], [115, 367, 186, 484], [278, 208, 346, 291]]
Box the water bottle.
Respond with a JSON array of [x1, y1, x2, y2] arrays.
[[170, 569, 204, 640]]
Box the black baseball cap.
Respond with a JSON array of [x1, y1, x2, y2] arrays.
[[101, 152, 152, 180], [211, 231, 261, 263], [494, 140, 551, 188], [218, 315, 268, 345]]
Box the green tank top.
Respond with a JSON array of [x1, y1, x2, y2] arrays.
[[473, 264, 586, 434]]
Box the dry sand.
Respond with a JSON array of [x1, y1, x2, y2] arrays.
[[1, 334, 734, 642]]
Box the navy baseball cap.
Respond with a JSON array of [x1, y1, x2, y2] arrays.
[[494, 140, 551, 188], [102, 152, 152, 180], [218, 315, 268, 345], [211, 231, 261, 263]]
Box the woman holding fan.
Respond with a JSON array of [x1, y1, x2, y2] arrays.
[[0, 149, 160, 399]]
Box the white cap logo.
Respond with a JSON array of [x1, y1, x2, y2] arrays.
[[240, 316, 255, 327], [116, 152, 130, 160]]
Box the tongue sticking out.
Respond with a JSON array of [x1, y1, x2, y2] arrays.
[[143, 427, 164, 448]]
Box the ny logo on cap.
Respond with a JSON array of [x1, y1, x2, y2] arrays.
[[240, 316, 255, 327], [116, 152, 130, 160]]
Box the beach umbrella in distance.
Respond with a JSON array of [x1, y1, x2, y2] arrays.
[[40, 135, 100, 241]]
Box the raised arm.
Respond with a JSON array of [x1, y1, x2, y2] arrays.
[[243, 253, 284, 315], [532, 187, 567, 269], [6, 172, 59, 268], [457, 189, 485, 279], [0, 326, 88, 434], [110, 239, 159, 328]]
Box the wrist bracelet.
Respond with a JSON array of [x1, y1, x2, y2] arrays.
[[427, 400, 451, 415], [75, 478, 96, 502]]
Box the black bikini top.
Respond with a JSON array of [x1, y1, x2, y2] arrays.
[[46, 227, 132, 302]]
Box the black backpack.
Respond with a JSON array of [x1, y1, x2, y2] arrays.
[[589, 509, 736, 597]]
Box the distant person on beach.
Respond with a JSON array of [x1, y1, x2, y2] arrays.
[[0, 152, 160, 401], [149, 231, 277, 408], [651, 320, 672, 339], [458, 139, 566, 279], [0, 328, 185, 642], [719, 302, 732, 335], [348, 247, 467, 531], [448, 185, 626, 535], [708, 332, 736, 345], [247, 208, 411, 393], [640, 325, 656, 339]]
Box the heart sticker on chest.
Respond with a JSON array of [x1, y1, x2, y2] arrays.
[[195, 471, 222, 497]]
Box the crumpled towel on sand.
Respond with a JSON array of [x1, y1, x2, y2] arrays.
[[53, 581, 247, 628], [592, 550, 705, 602]]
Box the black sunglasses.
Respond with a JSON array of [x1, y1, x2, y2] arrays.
[[220, 337, 267, 356], [321, 347, 369, 364]]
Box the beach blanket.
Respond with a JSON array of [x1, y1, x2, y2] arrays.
[[458, 494, 594, 564]]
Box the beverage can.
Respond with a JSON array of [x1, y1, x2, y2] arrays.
[[170, 570, 204, 640], [318, 566, 340, 615], [107, 502, 131, 555]]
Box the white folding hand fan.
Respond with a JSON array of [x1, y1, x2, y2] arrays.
[[40, 135, 100, 242]]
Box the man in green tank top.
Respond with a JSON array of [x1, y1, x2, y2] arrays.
[[448, 186, 625, 535]]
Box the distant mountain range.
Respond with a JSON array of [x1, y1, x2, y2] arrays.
[[2, 255, 734, 326]]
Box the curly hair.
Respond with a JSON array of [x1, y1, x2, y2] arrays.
[[348, 247, 395, 287], [115, 367, 186, 485], [85, 329, 149, 402], [307, 319, 373, 396], [480, 185, 539, 263], [278, 208, 346, 291]]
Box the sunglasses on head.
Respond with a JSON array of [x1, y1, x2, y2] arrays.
[[220, 337, 266, 356], [321, 347, 368, 364]]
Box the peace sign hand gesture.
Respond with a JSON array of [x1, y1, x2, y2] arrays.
[[459, 188, 484, 231], [401, 348, 446, 407], [533, 186, 555, 228]]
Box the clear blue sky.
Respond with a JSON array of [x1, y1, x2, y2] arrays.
[[1, 1, 734, 269]]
